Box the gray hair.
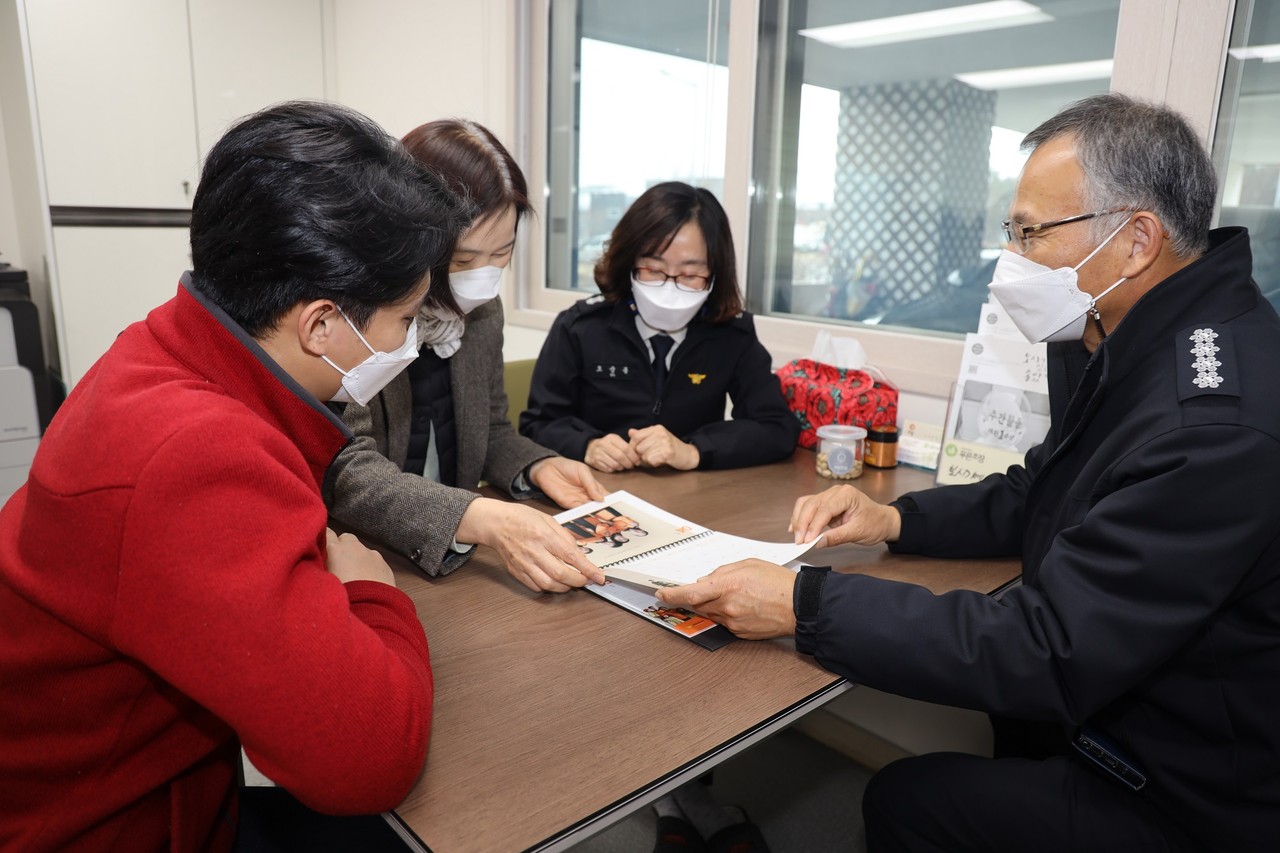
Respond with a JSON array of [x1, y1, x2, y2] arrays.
[[1022, 93, 1216, 259]]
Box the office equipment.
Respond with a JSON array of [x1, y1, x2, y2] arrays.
[[0, 263, 47, 503], [0, 263, 55, 427]]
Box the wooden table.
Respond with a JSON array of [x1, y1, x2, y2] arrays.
[[383, 452, 1020, 852]]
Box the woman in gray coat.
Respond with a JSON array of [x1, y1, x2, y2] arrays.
[[325, 119, 606, 593]]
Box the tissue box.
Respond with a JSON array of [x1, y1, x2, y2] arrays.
[[776, 358, 898, 450]]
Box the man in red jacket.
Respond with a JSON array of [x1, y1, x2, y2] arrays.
[[0, 102, 466, 851]]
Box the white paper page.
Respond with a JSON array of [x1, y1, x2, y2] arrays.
[[606, 531, 820, 589], [957, 333, 1048, 393]]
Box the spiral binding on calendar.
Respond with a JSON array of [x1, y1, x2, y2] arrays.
[[600, 530, 712, 568]]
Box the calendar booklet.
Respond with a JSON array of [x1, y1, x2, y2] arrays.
[[555, 491, 820, 650], [554, 491, 820, 589]]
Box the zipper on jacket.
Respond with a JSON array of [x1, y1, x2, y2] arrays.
[[1035, 348, 1106, 487], [613, 319, 702, 421]]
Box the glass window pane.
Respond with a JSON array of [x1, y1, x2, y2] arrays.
[[750, 0, 1121, 335], [546, 1, 730, 293], [1215, 1, 1280, 312]]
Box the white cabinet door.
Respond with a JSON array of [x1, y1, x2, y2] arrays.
[[51, 227, 191, 385], [24, 0, 201, 209], [188, 0, 327, 160]]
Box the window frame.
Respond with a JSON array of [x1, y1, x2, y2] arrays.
[[512, 0, 1237, 402]]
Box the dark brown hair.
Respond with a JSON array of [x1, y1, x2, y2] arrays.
[[401, 119, 531, 224], [400, 119, 531, 315], [594, 181, 742, 324]]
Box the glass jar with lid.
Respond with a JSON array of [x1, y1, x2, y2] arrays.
[[865, 424, 899, 468], [815, 424, 866, 479]]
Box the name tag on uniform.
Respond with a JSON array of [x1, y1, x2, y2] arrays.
[[591, 363, 638, 380]]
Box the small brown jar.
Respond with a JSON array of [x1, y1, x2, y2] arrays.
[[865, 425, 899, 468]]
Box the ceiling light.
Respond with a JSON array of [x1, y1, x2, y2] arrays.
[[1229, 44, 1280, 63], [799, 1, 1052, 49], [955, 59, 1114, 90]]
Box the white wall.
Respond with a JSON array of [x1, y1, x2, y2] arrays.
[[329, 0, 513, 142], [0, 96, 20, 271], [0, 0, 517, 384], [0, 0, 58, 373]]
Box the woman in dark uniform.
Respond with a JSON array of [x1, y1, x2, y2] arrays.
[[520, 181, 799, 472]]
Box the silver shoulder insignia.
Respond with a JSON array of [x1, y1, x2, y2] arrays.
[[1189, 328, 1223, 389]]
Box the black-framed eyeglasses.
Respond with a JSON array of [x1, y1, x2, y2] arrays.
[[1001, 208, 1131, 255], [632, 265, 711, 292]]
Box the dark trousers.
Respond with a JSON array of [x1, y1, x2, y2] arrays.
[[862, 719, 1198, 853], [234, 787, 410, 853]]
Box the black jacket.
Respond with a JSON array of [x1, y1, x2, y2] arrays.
[[796, 228, 1280, 850], [520, 297, 799, 469]]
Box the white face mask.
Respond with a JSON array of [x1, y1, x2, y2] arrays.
[[322, 306, 419, 405], [630, 276, 712, 332], [449, 265, 504, 314], [987, 216, 1133, 343]]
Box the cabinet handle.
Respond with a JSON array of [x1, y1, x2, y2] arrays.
[[182, 180, 191, 198]]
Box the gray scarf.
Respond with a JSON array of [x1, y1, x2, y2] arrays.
[[416, 308, 465, 359]]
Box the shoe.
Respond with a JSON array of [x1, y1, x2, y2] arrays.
[[705, 812, 770, 853], [654, 814, 706, 853]]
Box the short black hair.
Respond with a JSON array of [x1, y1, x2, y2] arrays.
[[190, 101, 467, 337]]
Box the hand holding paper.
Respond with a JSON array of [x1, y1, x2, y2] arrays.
[[655, 559, 799, 640], [458, 499, 606, 592]]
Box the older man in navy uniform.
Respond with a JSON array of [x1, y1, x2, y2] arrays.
[[658, 93, 1280, 852]]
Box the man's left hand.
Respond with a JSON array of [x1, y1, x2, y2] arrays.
[[655, 559, 797, 639], [528, 457, 608, 508]]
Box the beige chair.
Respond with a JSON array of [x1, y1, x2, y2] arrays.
[[502, 358, 537, 429]]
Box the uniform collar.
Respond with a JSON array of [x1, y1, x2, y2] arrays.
[[1094, 227, 1257, 386], [634, 314, 689, 347]]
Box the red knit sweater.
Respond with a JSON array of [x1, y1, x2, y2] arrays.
[[0, 281, 433, 851]]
